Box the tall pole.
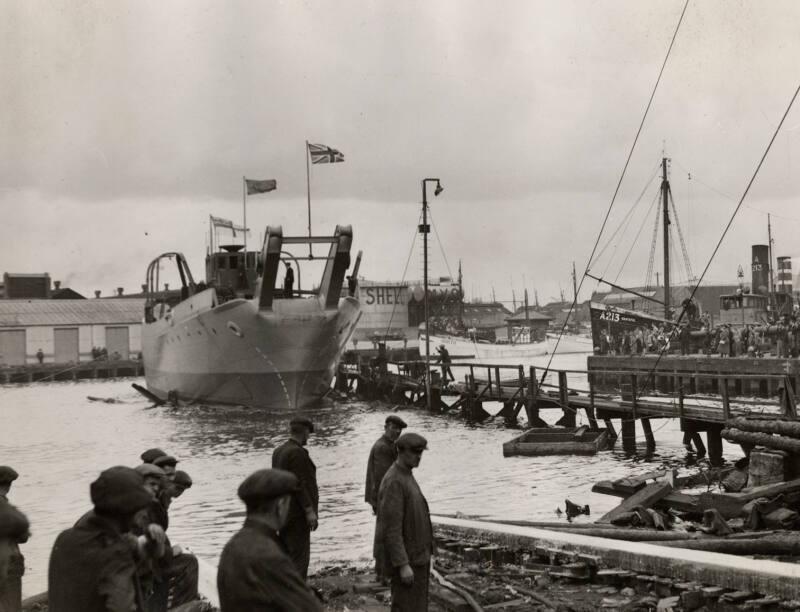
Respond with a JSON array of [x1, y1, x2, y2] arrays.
[[305, 141, 313, 258], [242, 176, 247, 262], [661, 157, 671, 320], [572, 261, 578, 304], [422, 181, 430, 409]]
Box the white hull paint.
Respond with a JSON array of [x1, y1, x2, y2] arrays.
[[425, 333, 593, 360]]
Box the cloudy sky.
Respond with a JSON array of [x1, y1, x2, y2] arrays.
[[3, 1, 800, 304]]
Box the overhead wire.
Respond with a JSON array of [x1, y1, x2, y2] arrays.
[[539, 0, 691, 389]]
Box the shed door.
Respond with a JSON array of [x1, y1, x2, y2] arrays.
[[105, 326, 130, 360], [54, 328, 79, 364], [0, 330, 26, 366]]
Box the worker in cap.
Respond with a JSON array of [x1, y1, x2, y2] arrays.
[[135, 463, 166, 500], [0, 474, 28, 612], [49, 466, 154, 612], [152, 455, 178, 486], [376, 432, 435, 611], [140, 448, 167, 464], [436, 343, 455, 383], [172, 471, 193, 498], [365, 414, 408, 583], [218, 469, 321, 612], [271, 417, 318, 579]]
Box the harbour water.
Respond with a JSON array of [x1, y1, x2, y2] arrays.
[[2, 351, 744, 597]]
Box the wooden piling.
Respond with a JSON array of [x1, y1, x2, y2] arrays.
[[621, 418, 636, 454], [641, 417, 656, 453]]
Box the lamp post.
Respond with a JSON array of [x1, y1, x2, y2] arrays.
[[421, 178, 443, 409]]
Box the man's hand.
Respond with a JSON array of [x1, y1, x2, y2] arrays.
[[146, 524, 167, 557], [370, 503, 377, 516], [399, 564, 414, 586], [306, 510, 319, 531]]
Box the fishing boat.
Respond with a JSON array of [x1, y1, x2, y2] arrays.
[[424, 330, 592, 360], [141, 225, 362, 410]]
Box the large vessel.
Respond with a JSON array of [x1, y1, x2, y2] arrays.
[[141, 225, 361, 410]]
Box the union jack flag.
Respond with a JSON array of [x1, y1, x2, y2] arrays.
[[308, 143, 345, 164]]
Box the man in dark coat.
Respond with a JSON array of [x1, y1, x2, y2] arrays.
[[0, 467, 28, 612], [283, 263, 294, 298], [376, 432, 435, 612], [365, 415, 407, 583], [271, 417, 318, 579], [49, 466, 153, 612], [217, 469, 321, 612]]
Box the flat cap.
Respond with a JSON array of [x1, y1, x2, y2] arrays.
[[153, 455, 178, 468], [0, 466, 19, 485], [238, 469, 298, 504], [0, 501, 29, 540], [135, 464, 166, 479], [385, 415, 408, 429], [90, 466, 152, 516], [289, 417, 314, 433], [140, 448, 167, 464], [173, 470, 193, 488], [396, 432, 428, 451]]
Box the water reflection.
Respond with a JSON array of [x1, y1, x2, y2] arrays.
[[1, 360, 744, 597]]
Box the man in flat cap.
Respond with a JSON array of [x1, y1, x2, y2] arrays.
[[140, 448, 167, 465], [365, 415, 407, 583], [217, 469, 321, 612], [0, 467, 27, 612], [377, 433, 435, 611], [271, 417, 318, 579], [152, 455, 177, 482], [49, 466, 153, 612]]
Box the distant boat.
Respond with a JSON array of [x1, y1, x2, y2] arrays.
[[141, 225, 361, 410]]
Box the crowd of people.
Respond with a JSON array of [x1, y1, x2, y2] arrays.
[[0, 415, 436, 612]]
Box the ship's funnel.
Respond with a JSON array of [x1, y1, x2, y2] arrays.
[[752, 244, 770, 295], [777, 256, 793, 294]]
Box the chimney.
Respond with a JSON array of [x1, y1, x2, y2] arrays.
[[54, 280, 61, 290], [751, 244, 770, 295], [94, 290, 101, 298], [117, 287, 124, 296], [141, 284, 148, 293], [777, 256, 793, 295]]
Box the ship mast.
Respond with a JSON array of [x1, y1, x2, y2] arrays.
[[661, 157, 671, 320], [768, 213, 775, 312]]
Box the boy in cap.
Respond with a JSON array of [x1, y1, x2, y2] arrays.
[[271, 417, 318, 579], [377, 433, 435, 612], [365, 415, 407, 583], [140, 448, 167, 464], [0, 467, 27, 612], [49, 466, 153, 612], [217, 469, 321, 612], [152, 455, 178, 481]]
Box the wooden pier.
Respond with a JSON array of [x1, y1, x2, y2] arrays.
[[0, 360, 145, 384], [338, 353, 800, 465]]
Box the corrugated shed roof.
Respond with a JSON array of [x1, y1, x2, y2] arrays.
[[0, 299, 145, 327]]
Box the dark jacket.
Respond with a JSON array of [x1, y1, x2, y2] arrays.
[[217, 516, 321, 612], [376, 462, 434, 571], [0, 495, 24, 580], [365, 435, 397, 507], [48, 512, 142, 612], [272, 439, 318, 522]]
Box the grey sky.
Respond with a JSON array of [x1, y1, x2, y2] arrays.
[[3, 1, 800, 303]]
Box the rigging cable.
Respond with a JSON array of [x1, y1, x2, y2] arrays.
[[668, 185, 695, 281], [539, 0, 691, 389], [638, 79, 800, 397], [613, 187, 661, 287], [381, 211, 421, 340]]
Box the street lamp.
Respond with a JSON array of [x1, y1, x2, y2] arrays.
[[421, 178, 443, 409]]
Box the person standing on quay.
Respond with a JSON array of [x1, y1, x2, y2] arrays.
[[0, 467, 28, 612], [217, 469, 321, 612], [49, 466, 153, 612], [365, 415, 407, 582], [377, 433, 435, 612], [271, 417, 318, 579]]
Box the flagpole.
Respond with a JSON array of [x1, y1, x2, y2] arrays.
[[209, 215, 213, 254], [242, 176, 247, 266], [305, 140, 312, 258]]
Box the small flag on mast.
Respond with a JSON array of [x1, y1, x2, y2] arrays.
[[210, 215, 248, 237], [308, 143, 345, 164], [245, 178, 277, 195]]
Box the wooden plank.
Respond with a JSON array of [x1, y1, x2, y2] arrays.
[[597, 482, 673, 524], [432, 516, 800, 600]]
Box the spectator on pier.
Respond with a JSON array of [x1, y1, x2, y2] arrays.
[[283, 262, 294, 298], [0, 467, 27, 612], [377, 433, 435, 612], [436, 344, 455, 383], [217, 469, 322, 612], [35, 349, 44, 364], [365, 415, 407, 583], [271, 417, 318, 579], [679, 324, 691, 356], [49, 466, 152, 612]]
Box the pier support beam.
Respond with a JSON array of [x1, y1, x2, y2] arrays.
[[621, 418, 637, 454], [641, 418, 656, 454], [707, 423, 724, 467]]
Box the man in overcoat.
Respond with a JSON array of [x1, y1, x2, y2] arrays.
[[377, 432, 435, 611], [271, 417, 318, 579], [217, 469, 321, 612], [365, 415, 407, 582], [48, 466, 153, 612], [0, 468, 28, 612]]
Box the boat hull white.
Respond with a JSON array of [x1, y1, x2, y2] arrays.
[[142, 291, 361, 410], [426, 333, 593, 360]]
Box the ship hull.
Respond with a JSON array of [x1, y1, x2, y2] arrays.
[[142, 291, 361, 410], [426, 333, 592, 359]]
